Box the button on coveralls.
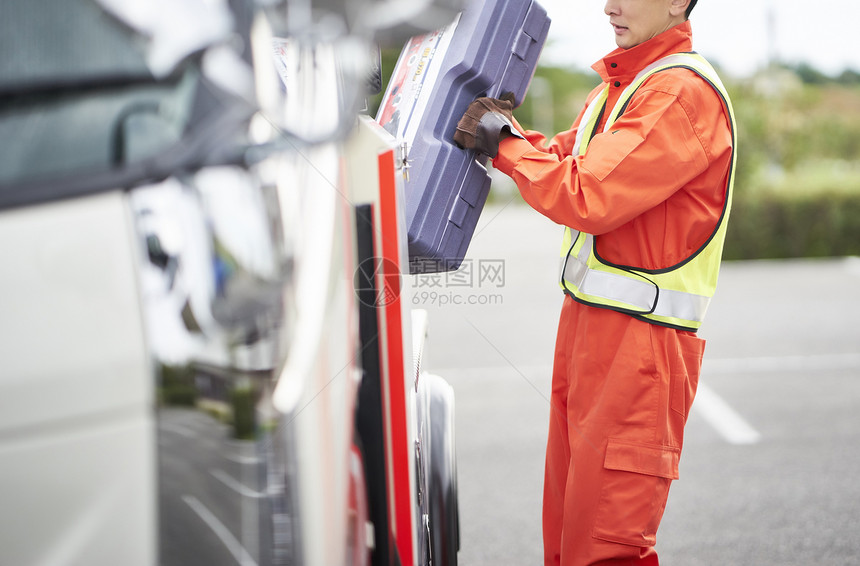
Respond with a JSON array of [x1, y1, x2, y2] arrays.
[[491, 22, 733, 566]]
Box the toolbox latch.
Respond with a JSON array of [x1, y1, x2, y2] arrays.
[[398, 141, 411, 181]]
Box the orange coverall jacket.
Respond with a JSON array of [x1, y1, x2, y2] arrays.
[[491, 22, 733, 566]]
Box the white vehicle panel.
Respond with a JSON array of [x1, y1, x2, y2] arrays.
[[0, 191, 156, 565]]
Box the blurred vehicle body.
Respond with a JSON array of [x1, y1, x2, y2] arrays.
[[0, 0, 464, 564]]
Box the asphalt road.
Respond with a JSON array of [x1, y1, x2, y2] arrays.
[[158, 407, 266, 566], [418, 202, 860, 566]]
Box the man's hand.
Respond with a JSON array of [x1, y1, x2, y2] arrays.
[[453, 93, 522, 158]]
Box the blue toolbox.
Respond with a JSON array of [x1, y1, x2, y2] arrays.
[[375, 0, 550, 273]]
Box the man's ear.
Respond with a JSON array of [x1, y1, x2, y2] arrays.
[[669, 0, 690, 18]]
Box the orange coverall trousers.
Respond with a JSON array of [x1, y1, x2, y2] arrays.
[[543, 296, 704, 565]]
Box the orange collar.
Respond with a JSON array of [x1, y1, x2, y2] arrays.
[[592, 21, 694, 82]]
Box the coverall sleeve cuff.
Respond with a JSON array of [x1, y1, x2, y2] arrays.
[[491, 135, 533, 177]]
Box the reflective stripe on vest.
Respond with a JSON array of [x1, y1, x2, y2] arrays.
[[559, 52, 736, 331]]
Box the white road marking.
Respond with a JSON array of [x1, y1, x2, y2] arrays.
[[703, 353, 860, 375], [211, 469, 266, 499], [158, 423, 196, 438], [182, 495, 259, 566], [438, 353, 860, 378], [844, 256, 860, 277], [224, 453, 262, 465], [439, 352, 860, 446], [695, 352, 860, 445], [692, 382, 762, 445]]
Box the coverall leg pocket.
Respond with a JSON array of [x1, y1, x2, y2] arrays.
[[592, 439, 680, 547], [670, 333, 705, 421]]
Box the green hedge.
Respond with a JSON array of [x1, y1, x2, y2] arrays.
[[723, 192, 860, 260], [230, 387, 256, 440], [160, 364, 197, 406]]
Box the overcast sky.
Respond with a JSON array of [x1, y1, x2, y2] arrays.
[[539, 0, 860, 77]]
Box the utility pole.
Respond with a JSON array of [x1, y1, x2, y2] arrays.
[[766, 2, 778, 68]]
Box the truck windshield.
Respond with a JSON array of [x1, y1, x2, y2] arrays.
[[0, 0, 233, 203]]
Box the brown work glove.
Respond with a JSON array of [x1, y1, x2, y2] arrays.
[[453, 92, 522, 158]]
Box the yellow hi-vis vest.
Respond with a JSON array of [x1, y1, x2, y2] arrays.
[[560, 52, 736, 332]]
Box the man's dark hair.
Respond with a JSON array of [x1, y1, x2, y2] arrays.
[[686, 0, 698, 19]]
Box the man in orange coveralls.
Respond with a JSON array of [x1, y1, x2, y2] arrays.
[[454, 0, 735, 564]]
